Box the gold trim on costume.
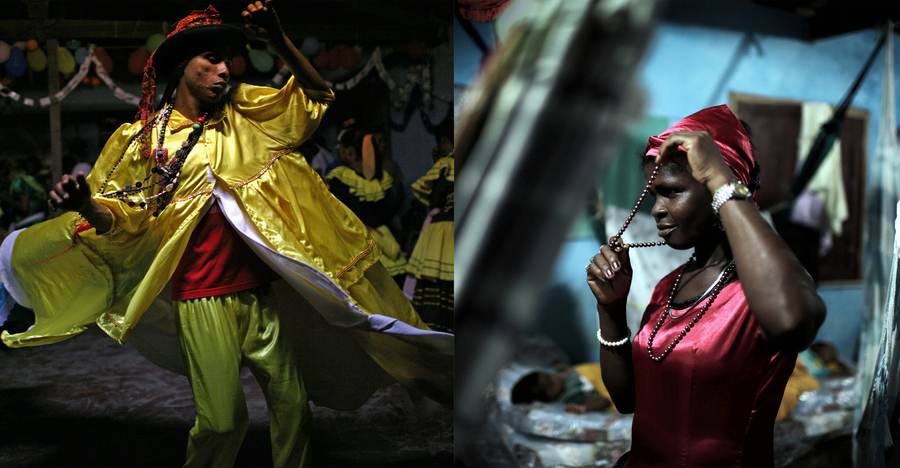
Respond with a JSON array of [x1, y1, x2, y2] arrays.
[[172, 149, 293, 203], [173, 188, 214, 204], [232, 148, 293, 189], [337, 238, 376, 278], [105, 310, 124, 330]]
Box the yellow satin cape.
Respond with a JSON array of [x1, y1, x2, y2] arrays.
[[0, 76, 452, 408]]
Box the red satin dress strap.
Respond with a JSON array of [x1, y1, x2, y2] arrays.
[[625, 269, 796, 467]]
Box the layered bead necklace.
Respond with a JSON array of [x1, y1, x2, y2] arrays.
[[612, 164, 736, 362], [646, 254, 736, 362], [97, 103, 209, 217]]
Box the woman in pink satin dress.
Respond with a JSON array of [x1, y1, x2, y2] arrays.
[[586, 105, 826, 467]]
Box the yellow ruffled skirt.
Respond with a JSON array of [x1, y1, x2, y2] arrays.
[[407, 220, 453, 281]]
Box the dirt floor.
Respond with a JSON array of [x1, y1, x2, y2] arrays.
[[0, 326, 452, 467]]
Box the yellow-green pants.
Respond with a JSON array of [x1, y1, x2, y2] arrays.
[[174, 284, 309, 468]]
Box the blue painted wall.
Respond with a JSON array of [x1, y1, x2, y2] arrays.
[[456, 3, 900, 364]]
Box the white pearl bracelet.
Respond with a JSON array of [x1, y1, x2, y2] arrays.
[[597, 327, 631, 347]]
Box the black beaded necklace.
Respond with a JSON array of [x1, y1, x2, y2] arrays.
[[646, 254, 736, 362], [98, 103, 209, 217]]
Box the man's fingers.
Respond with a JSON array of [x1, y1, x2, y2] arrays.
[[61, 174, 78, 190], [76, 172, 90, 193], [49, 189, 64, 205]]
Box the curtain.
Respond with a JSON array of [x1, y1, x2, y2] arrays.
[[789, 101, 849, 255]]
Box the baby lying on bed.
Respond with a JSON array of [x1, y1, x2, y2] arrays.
[[511, 363, 613, 414]]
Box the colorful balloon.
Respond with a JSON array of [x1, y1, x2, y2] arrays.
[[57, 46, 76, 74], [0, 41, 9, 63], [301, 37, 321, 57], [312, 51, 328, 69], [326, 48, 340, 70], [26, 39, 39, 51], [230, 54, 246, 76], [27, 48, 47, 72], [6, 46, 27, 77], [247, 48, 273, 72], [332, 44, 359, 70], [146, 33, 165, 53], [74, 46, 89, 65], [128, 46, 150, 75], [93, 47, 113, 74]]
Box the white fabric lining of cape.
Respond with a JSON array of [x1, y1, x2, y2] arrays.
[[0, 229, 30, 308]]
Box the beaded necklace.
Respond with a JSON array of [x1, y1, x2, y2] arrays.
[[668, 258, 735, 318], [646, 254, 736, 362], [97, 103, 209, 217], [610, 164, 666, 249]]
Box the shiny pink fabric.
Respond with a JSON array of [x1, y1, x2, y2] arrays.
[[645, 104, 758, 201], [626, 270, 796, 467]]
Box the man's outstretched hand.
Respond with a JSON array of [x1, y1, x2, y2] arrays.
[[48, 172, 113, 234], [48, 172, 92, 213]]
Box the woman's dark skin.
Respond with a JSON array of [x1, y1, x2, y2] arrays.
[[586, 130, 826, 413]]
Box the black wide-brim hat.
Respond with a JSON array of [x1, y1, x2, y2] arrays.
[[135, 5, 248, 150], [150, 6, 248, 79]]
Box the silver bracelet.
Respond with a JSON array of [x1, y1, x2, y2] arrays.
[[597, 327, 631, 347]]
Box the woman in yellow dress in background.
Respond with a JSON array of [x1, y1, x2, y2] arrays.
[[326, 126, 408, 287], [406, 119, 455, 333]]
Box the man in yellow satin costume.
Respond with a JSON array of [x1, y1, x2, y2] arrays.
[[0, 2, 452, 467]]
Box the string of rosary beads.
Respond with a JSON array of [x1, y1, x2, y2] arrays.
[[592, 164, 666, 349], [611, 164, 666, 249]]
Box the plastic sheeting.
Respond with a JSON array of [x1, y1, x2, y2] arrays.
[[856, 22, 900, 466], [487, 356, 856, 467]]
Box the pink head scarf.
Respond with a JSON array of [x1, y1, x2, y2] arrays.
[[644, 104, 759, 201]]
